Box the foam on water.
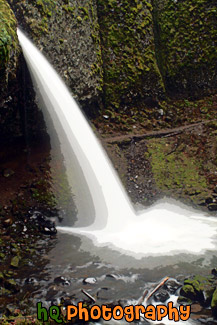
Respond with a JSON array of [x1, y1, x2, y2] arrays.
[[17, 29, 217, 259], [60, 200, 217, 258]]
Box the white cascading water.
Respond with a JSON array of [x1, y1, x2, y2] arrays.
[[18, 29, 217, 259]]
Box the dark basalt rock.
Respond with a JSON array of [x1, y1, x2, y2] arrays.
[[164, 278, 181, 294], [8, 0, 103, 116], [179, 273, 217, 318], [208, 204, 217, 212], [154, 289, 170, 302], [54, 276, 71, 286], [212, 269, 217, 277], [4, 279, 20, 293], [29, 210, 57, 235], [24, 277, 38, 285]]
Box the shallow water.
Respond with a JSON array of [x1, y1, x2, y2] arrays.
[[26, 226, 217, 324]]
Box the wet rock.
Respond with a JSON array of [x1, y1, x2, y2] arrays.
[[10, 256, 20, 268], [5, 304, 19, 316], [4, 279, 19, 293], [208, 204, 217, 211], [165, 279, 181, 294], [206, 197, 213, 204], [154, 289, 170, 302], [180, 283, 203, 303], [106, 274, 121, 280], [0, 252, 5, 260], [212, 269, 217, 277], [51, 297, 61, 306], [211, 288, 217, 317], [5, 270, 14, 278], [30, 211, 57, 235], [25, 277, 38, 285], [179, 275, 216, 307], [0, 287, 11, 296], [0, 272, 4, 285], [3, 217, 13, 227], [54, 276, 71, 286], [177, 296, 192, 304], [83, 277, 97, 285]]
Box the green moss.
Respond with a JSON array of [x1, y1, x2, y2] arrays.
[[147, 138, 209, 202], [177, 296, 192, 304], [88, 0, 103, 90], [31, 178, 56, 207], [79, 6, 89, 19], [153, 0, 217, 96], [35, 0, 56, 16], [211, 288, 217, 309], [181, 284, 197, 299], [0, 0, 19, 72], [62, 4, 75, 14], [184, 279, 204, 292], [97, 0, 164, 111]]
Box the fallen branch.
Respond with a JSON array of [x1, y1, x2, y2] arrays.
[[104, 121, 207, 144], [81, 289, 96, 303], [145, 276, 170, 304], [137, 289, 148, 305]]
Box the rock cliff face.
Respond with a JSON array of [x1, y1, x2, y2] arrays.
[[1, 0, 217, 126], [153, 0, 217, 98], [0, 0, 21, 141], [97, 0, 165, 111], [8, 0, 103, 114]]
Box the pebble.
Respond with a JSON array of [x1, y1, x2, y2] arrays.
[[54, 276, 71, 286]]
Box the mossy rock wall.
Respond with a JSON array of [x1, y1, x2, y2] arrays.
[[0, 0, 21, 141], [153, 0, 217, 98], [0, 0, 19, 91], [8, 0, 103, 114], [97, 0, 165, 111]]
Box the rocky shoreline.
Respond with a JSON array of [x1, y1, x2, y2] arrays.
[[0, 97, 217, 323]]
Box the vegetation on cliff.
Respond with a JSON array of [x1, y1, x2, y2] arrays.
[[0, 0, 20, 93], [97, 0, 164, 111], [153, 0, 217, 97], [3, 0, 217, 113]]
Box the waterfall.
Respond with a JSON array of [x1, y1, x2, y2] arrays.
[[17, 28, 135, 231], [17, 29, 217, 258]]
